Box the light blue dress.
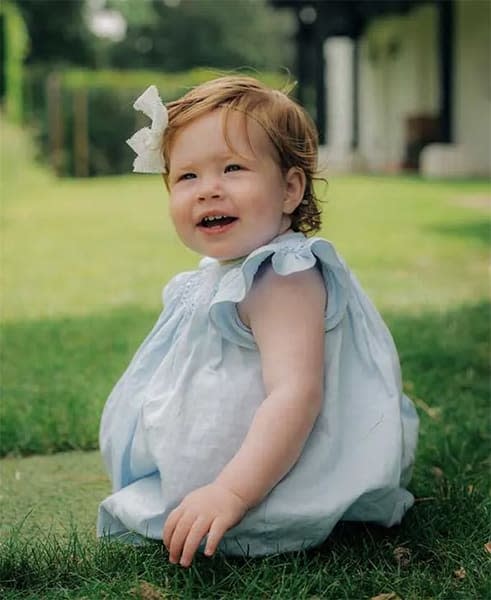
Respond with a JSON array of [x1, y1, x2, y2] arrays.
[[98, 231, 419, 556]]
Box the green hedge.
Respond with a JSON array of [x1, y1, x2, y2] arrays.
[[1, 1, 29, 124], [25, 67, 290, 177]]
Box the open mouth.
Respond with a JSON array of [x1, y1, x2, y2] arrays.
[[198, 215, 238, 228]]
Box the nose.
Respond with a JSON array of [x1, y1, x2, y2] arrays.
[[197, 174, 222, 201]]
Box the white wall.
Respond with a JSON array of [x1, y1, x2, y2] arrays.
[[323, 0, 490, 176], [454, 0, 491, 176], [357, 5, 439, 170]]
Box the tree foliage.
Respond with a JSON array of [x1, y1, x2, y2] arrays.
[[11, 0, 294, 73], [106, 0, 295, 72], [13, 0, 95, 66]]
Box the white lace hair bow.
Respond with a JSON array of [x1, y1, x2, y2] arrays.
[[126, 85, 168, 173]]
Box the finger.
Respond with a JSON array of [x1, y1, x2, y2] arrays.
[[204, 517, 228, 557], [163, 507, 182, 549], [168, 512, 198, 564], [179, 516, 210, 568]]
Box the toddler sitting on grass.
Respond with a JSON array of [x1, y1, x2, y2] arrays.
[[98, 76, 419, 567]]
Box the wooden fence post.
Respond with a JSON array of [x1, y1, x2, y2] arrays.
[[73, 87, 89, 177], [46, 72, 64, 176]]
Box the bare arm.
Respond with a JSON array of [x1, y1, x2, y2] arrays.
[[214, 264, 327, 508]]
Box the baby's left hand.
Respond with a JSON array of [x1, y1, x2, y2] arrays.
[[163, 482, 248, 567]]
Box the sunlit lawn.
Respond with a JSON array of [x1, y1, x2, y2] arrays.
[[1, 117, 490, 598]]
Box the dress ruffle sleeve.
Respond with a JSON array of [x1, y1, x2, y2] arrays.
[[209, 234, 350, 348]]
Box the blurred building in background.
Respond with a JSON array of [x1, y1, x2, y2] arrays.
[[2, 0, 489, 178], [272, 0, 490, 177]]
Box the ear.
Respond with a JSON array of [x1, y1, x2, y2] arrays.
[[283, 167, 306, 214]]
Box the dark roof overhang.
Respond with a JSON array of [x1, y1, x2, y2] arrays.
[[270, 0, 436, 38]]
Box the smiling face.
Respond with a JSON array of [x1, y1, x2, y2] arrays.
[[167, 109, 304, 261]]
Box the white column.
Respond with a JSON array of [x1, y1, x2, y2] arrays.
[[320, 37, 364, 172], [324, 37, 354, 155]]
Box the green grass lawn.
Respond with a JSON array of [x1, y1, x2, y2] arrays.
[[1, 116, 490, 598]]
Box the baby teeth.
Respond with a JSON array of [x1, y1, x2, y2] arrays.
[[204, 215, 227, 222]]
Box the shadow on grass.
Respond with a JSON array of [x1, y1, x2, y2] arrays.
[[1, 306, 158, 456], [428, 218, 490, 247], [2, 301, 489, 460]]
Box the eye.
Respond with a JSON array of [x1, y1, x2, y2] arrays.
[[179, 172, 196, 181], [224, 164, 242, 173]]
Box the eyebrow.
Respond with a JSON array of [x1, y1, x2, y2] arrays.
[[171, 151, 255, 172]]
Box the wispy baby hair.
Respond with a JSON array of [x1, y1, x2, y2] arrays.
[[162, 75, 323, 235]]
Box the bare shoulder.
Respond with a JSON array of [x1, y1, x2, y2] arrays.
[[238, 261, 326, 328]]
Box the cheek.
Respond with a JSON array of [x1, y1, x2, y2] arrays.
[[168, 198, 187, 230], [241, 176, 276, 204]]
